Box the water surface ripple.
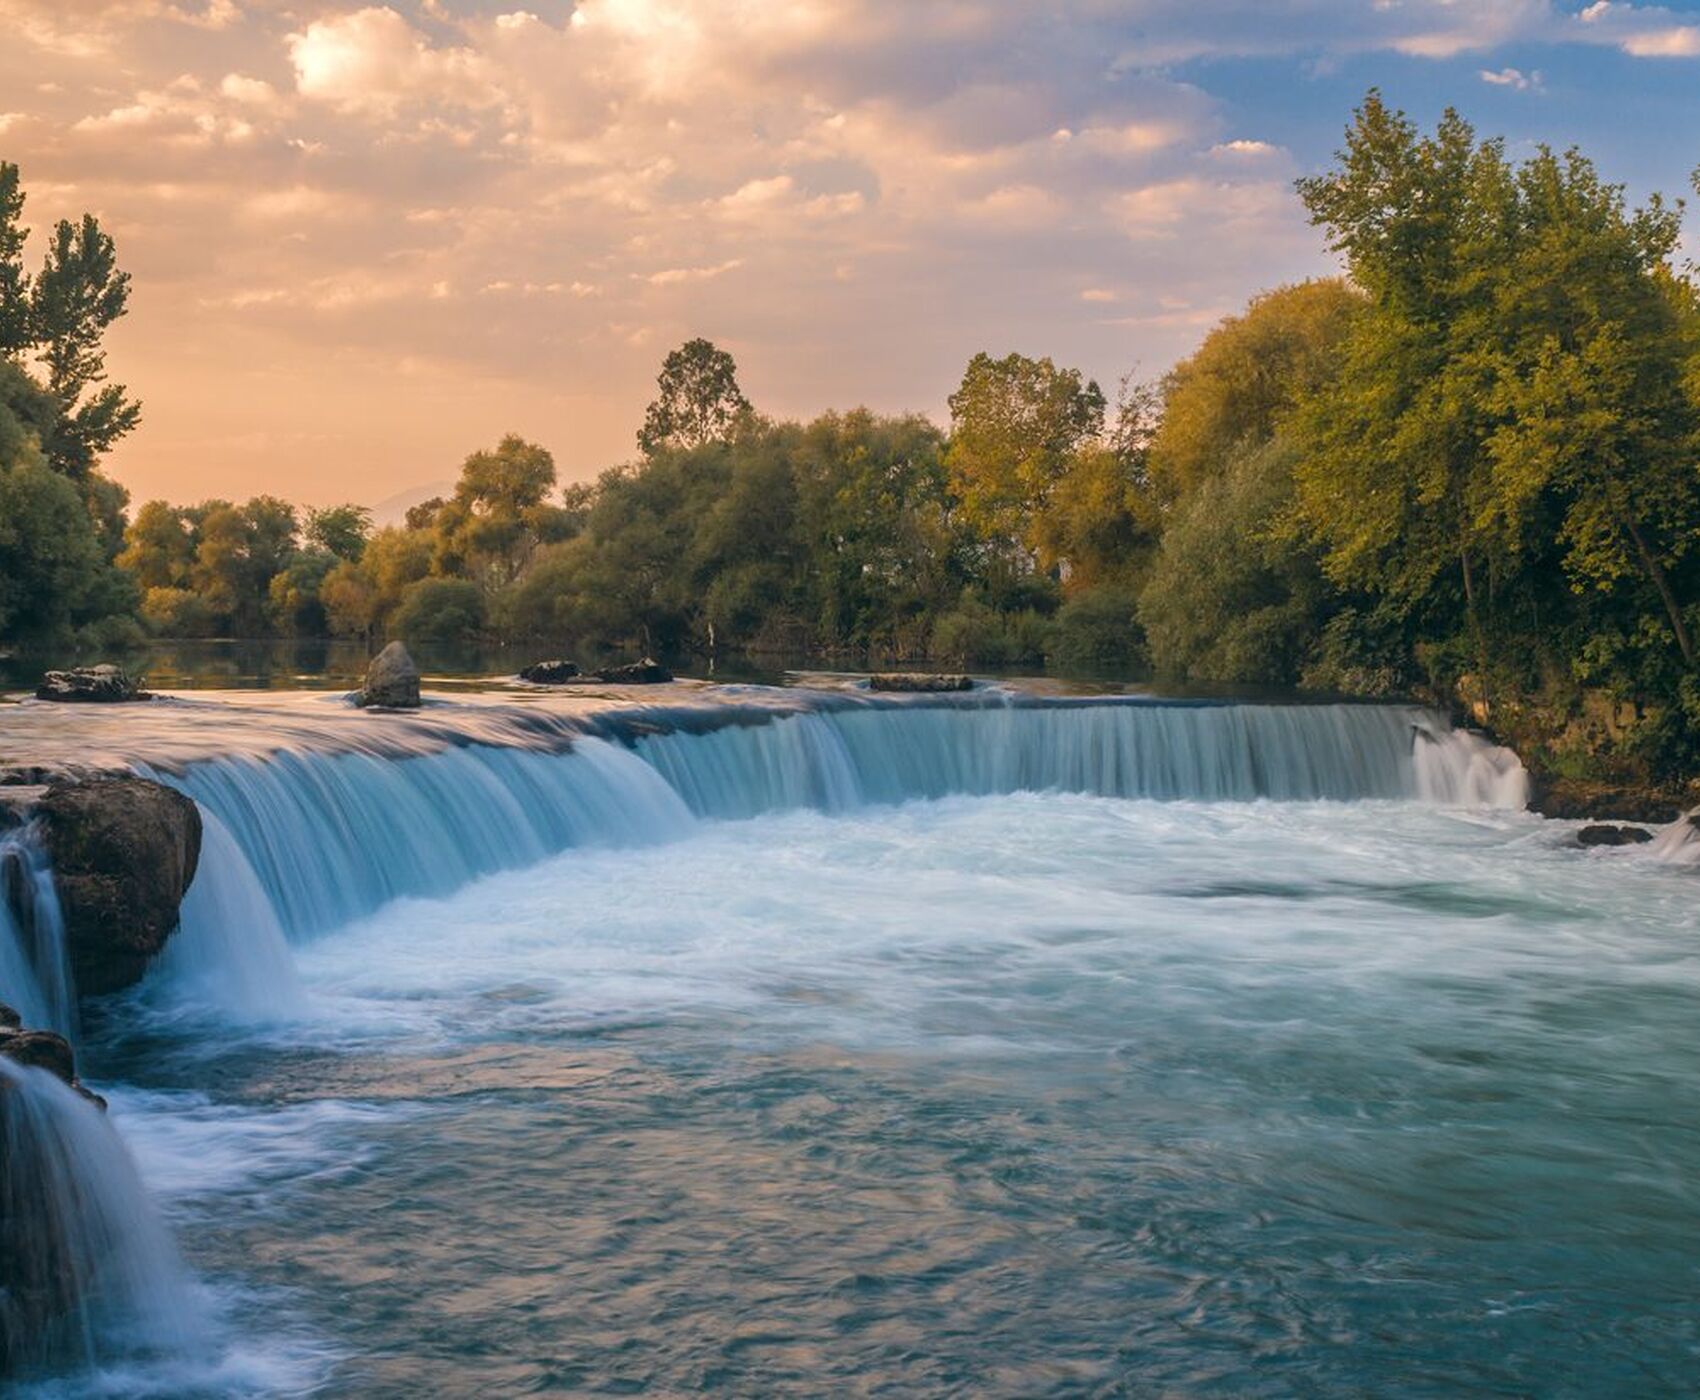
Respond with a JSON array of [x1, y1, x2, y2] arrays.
[[78, 793, 1700, 1397]]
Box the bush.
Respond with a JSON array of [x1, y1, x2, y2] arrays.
[[392, 577, 486, 644], [1049, 585, 1145, 671], [930, 592, 1050, 666]]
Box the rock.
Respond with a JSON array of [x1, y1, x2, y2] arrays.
[[869, 673, 973, 693], [594, 658, 673, 684], [34, 664, 148, 704], [0, 1003, 20, 1030], [1527, 775, 1683, 824], [356, 641, 422, 708], [520, 659, 581, 684], [1577, 824, 1654, 848], [36, 776, 202, 996], [0, 1025, 103, 1109]]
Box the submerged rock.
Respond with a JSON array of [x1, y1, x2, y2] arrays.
[[869, 673, 973, 693], [356, 641, 422, 708], [520, 659, 581, 684], [34, 665, 148, 704], [594, 657, 673, 684], [36, 776, 202, 995], [1577, 824, 1654, 848]]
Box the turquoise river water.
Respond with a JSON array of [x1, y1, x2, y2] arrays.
[[3, 685, 1697, 1397]]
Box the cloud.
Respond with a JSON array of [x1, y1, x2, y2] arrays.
[[287, 7, 499, 117], [1479, 65, 1543, 89], [641, 260, 745, 286], [0, 0, 1693, 506]]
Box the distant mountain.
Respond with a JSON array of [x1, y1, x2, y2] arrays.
[[369, 481, 455, 527]]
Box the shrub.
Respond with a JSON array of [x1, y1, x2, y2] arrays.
[[1049, 585, 1145, 671], [392, 577, 486, 644]]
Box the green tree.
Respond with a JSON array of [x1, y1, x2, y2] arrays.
[[945, 351, 1106, 557], [305, 504, 372, 562], [28, 213, 139, 479], [435, 435, 558, 588], [1292, 95, 1700, 680], [116, 501, 194, 590], [637, 338, 752, 456]]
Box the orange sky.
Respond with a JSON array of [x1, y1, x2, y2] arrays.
[[3, 0, 1698, 510]]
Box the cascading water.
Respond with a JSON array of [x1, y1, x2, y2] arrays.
[[0, 825, 76, 1040], [0, 1059, 205, 1377], [147, 697, 1525, 969]]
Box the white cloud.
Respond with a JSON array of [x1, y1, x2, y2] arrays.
[[641, 259, 745, 286], [1479, 65, 1542, 88], [287, 7, 498, 117]]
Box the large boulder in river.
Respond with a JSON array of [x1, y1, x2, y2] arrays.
[[356, 641, 421, 708], [34, 665, 148, 704], [594, 657, 673, 684], [36, 777, 201, 995], [869, 673, 972, 693], [1577, 823, 1654, 848], [520, 659, 580, 684]]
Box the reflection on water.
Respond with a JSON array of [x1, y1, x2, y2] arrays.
[[1, 638, 1208, 697]]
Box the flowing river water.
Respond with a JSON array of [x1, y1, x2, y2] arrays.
[[3, 683, 1698, 1396]]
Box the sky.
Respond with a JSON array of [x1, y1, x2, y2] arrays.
[[2, 0, 1699, 508]]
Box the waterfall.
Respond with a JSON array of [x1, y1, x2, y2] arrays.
[[0, 1059, 205, 1378], [0, 826, 76, 1040], [1412, 722, 1532, 808], [151, 810, 310, 1023], [154, 736, 696, 941], [149, 699, 1525, 958]]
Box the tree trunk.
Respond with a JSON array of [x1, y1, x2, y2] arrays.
[[1623, 514, 1695, 667]]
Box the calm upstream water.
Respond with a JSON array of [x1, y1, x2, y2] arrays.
[[7, 689, 1700, 1396]]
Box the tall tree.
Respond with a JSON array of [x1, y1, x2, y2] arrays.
[[637, 338, 752, 456], [944, 351, 1106, 556], [435, 435, 558, 587]]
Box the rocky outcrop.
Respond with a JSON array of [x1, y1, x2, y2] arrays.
[[870, 673, 973, 693], [1577, 823, 1654, 848], [520, 659, 581, 684], [1526, 775, 1684, 824], [34, 665, 149, 704], [0, 1013, 103, 1110], [355, 641, 422, 708], [36, 776, 201, 995], [595, 658, 673, 684]]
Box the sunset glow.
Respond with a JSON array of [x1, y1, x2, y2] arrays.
[[2, 0, 1698, 505]]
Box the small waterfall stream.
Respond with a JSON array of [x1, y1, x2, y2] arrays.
[[0, 826, 76, 1040], [0, 1060, 204, 1377]]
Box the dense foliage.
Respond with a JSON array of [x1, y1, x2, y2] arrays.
[[5, 103, 1700, 776]]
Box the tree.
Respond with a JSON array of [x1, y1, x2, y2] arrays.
[[0, 452, 108, 641], [944, 351, 1106, 555], [116, 501, 194, 590], [393, 577, 486, 644], [0, 163, 140, 642], [435, 435, 558, 588], [28, 213, 139, 478], [1146, 280, 1362, 505], [306, 504, 372, 562], [637, 338, 752, 456], [1291, 95, 1700, 678]]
